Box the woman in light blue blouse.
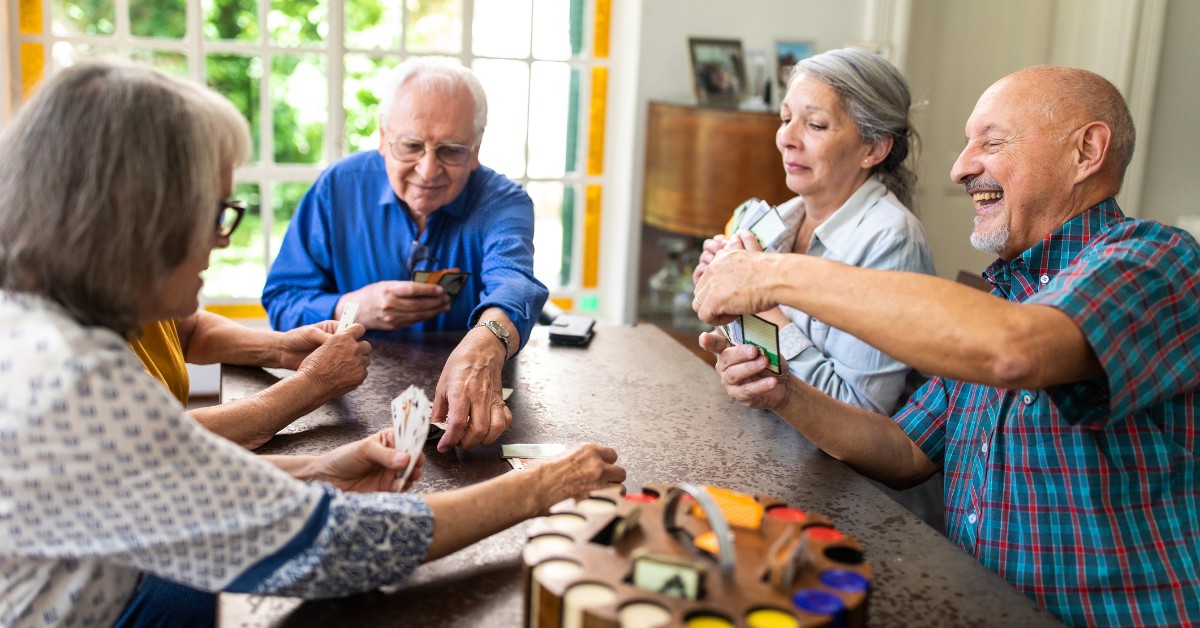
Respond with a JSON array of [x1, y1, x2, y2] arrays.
[[0, 60, 624, 627], [694, 47, 935, 415]]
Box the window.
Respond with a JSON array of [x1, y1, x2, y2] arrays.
[[10, 0, 612, 315]]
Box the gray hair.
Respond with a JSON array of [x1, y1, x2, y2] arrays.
[[791, 47, 918, 208], [0, 59, 251, 337], [378, 57, 488, 141]]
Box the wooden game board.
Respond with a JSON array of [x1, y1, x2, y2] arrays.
[[522, 483, 872, 627]]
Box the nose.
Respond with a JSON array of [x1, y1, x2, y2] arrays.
[[414, 148, 442, 180], [949, 144, 977, 185], [776, 120, 800, 154]]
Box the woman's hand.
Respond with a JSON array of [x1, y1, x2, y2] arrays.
[[303, 428, 423, 493]]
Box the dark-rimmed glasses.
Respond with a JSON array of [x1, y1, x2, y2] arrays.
[[216, 199, 245, 238], [388, 137, 475, 166]]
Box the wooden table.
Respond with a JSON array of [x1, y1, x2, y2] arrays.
[[219, 324, 1060, 627]]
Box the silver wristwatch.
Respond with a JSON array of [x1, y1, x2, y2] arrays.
[[475, 319, 510, 356]]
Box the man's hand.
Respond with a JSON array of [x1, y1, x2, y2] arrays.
[[698, 331, 789, 411], [302, 428, 423, 493], [295, 323, 372, 404], [339, 280, 450, 330], [431, 327, 510, 452], [692, 249, 778, 326]]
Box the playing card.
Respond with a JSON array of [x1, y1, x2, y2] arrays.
[[501, 443, 566, 459], [391, 386, 431, 487], [337, 301, 359, 332], [748, 206, 787, 249], [437, 271, 469, 301], [741, 314, 782, 374], [720, 319, 745, 346]]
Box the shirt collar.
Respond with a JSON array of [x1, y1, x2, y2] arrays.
[[983, 197, 1126, 298], [810, 175, 889, 256]]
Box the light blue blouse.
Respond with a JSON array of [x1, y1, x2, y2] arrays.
[[735, 176, 935, 414]]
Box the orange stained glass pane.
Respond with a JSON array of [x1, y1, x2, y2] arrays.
[[583, 184, 601, 289], [549, 296, 574, 312], [19, 43, 45, 99], [19, 0, 43, 34], [592, 0, 609, 58], [586, 66, 607, 176]]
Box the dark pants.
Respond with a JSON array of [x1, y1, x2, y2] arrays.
[[113, 575, 217, 628]]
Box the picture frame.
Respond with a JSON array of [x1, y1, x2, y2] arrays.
[[688, 37, 746, 107], [775, 40, 814, 89]]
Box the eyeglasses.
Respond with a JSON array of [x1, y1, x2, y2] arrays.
[[406, 241, 438, 277], [216, 199, 245, 238], [387, 137, 475, 166]]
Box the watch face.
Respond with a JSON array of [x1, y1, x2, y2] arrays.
[[486, 320, 508, 338]]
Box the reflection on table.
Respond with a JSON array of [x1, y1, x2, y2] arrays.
[[219, 324, 1060, 627]]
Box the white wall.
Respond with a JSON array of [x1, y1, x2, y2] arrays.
[[1140, 0, 1200, 237]]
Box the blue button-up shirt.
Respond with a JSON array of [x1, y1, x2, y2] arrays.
[[895, 199, 1200, 626], [262, 151, 548, 349]]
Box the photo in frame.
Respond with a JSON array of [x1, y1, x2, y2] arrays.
[[775, 40, 814, 88], [688, 37, 746, 107]]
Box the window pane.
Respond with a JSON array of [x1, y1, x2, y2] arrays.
[[406, 0, 461, 54], [205, 182, 264, 299], [344, 54, 399, 153], [472, 0, 530, 59], [50, 43, 118, 72], [345, 0, 402, 50], [271, 181, 312, 262], [272, 54, 327, 164], [130, 0, 186, 38], [269, 0, 327, 46], [207, 54, 262, 163], [527, 61, 569, 179], [131, 49, 188, 76], [473, 58, 527, 178], [204, 0, 260, 41], [528, 181, 566, 289], [52, 0, 115, 36], [531, 0, 569, 61]]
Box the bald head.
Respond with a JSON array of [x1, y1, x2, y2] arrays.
[[999, 66, 1135, 185]]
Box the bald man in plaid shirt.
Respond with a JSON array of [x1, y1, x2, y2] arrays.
[[693, 65, 1198, 627]]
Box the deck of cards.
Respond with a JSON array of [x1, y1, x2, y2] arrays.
[[502, 442, 566, 470], [392, 385, 432, 486], [720, 314, 782, 375], [728, 198, 789, 251], [413, 269, 469, 303]]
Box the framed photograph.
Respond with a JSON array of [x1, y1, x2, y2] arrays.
[[775, 40, 814, 88], [688, 37, 746, 107]]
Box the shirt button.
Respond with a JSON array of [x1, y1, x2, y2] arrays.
[[968, 513, 978, 524], [1039, 274, 1050, 284], [982, 441, 988, 454], [1023, 394, 1033, 404]]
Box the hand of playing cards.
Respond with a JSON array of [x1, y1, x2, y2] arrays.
[[392, 385, 432, 488]]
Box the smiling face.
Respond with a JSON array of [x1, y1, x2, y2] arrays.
[[379, 78, 481, 227], [950, 72, 1082, 260], [776, 74, 884, 214]]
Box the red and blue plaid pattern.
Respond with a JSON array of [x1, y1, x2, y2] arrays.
[[895, 199, 1199, 626]]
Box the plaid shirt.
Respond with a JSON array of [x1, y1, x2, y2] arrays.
[[895, 199, 1199, 626]]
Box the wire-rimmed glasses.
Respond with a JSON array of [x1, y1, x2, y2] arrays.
[[387, 137, 475, 166]]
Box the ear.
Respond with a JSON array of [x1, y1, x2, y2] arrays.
[[862, 135, 894, 169], [378, 118, 388, 155], [1073, 121, 1111, 184]]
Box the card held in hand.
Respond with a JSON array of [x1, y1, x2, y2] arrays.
[[391, 385, 432, 487], [740, 314, 782, 374]]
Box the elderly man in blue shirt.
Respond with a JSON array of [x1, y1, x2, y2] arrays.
[[264, 58, 547, 452]]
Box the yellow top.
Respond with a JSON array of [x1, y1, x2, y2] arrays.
[[129, 320, 189, 405]]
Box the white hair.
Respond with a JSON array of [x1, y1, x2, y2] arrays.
[[378, 57, 488, 141]]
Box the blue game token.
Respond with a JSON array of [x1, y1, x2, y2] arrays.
[[791, 589, 844, 615], [820, 569, 869, 593]]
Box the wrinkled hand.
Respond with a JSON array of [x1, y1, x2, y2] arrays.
[[432, 332, 510, 452], [698, 331, 788, 411], [277, 321, 339, 370], [307, 428, 423, 493], [535, 443, 626, 505], [342, 280, 450, 330], [296, 324, 372, 404], [692, 249, 776, 326], [692, 234, 728, 284]]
